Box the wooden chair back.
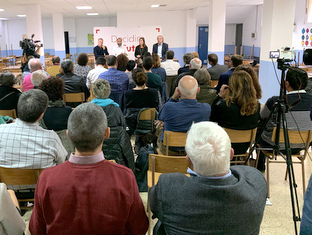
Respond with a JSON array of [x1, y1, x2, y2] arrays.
[[0, 109, 17, 119], [210, 80, 218, 88], [88, 83, 96, 102], [163, 131, 187, 156], [0, 167, 43, 185], [139, 108, 156, 121], [63, 93, 85, 104]]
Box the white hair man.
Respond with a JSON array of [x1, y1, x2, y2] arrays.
[[156, 75, 211, 155], [175, 58, 202, 87], [22, 58, 48, 92], [31, 70, 48, 88], [149, 121, 267, 234]]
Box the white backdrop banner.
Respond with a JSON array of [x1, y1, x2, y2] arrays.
[[93, 26, 162, 60]]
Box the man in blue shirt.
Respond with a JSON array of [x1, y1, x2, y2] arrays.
[[98, 55, 129, 106], [152, 35, 169, 60], [156, 75, 211, 155]]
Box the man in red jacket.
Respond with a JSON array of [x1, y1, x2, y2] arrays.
[[30, 103, 148, 234]]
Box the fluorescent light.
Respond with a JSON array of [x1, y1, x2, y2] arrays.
[[151, 4, 160, 8], [17, 15, 26, 17], [0, 9, 4, 12], [87, 13, 98, 16], [76, 6, 92, 10]]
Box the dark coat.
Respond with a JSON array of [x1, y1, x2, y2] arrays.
[[152, 43, 169, 59]]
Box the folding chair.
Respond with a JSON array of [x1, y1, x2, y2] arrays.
[[133, 108, 157, 137], [63, 92, 85, 105], [157, 131, 188, 156], [0, 109, 17, 119]]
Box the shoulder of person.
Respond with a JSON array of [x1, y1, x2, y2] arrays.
[[230, 165, 267, 188]]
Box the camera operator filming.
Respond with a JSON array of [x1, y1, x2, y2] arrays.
[[20, 34, 43, 72]]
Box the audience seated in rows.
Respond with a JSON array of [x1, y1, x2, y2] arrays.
[[117, 53, 129, 72], [98, 55, 129, 106], [151, 53, 166, 82], [60, 59, 90, 107], [178, 52, 194, 75], [31, 70, 48, 89], [161, 50, 180, 76], [0, 90, 67, 195], [149, 121, 267, 234], [91, 79, 134, 170], [46, 56, 61, 77], [38, 77, 73, 159], [143, 56, 162, 94], [0, 183, 26, 234], [191, 51, 199, 58], [207, 53, 228, 80], [74, 53, 91, 80], [23, 59, 47, 92], [215, 54, 243, 93], [194, 68, 217, 105], [175, 58, 202, 87], [29, 103, 149, 234], [86, 57, 107, 89], [210, 70, 260, 155], [0, 72, 21, 112], [301, 173, 312, 233], [124, 68, 160, 136], [125, 60, 136, 86], [257, 67, 312, 172], [156, 76, 211, 155]]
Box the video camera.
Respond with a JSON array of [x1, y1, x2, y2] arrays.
[[20, 34, 43, 58], [269, 47, 296, 62]]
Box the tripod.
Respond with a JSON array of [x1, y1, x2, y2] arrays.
[[246, 59, 301, 234]]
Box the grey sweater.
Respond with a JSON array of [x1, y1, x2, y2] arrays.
[[149, 165, 267, 235]]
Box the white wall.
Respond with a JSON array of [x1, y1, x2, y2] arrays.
[[225, 24, 236, 45], [242, 5, 262, 47], [42, 18, 54, 50]]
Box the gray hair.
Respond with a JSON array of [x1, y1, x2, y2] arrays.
[[194, 68, 211, 85], [185, 122, 231, 177], [31, 70, 48, 87], [61, 59, 74, 73], [17, 89, 48, 123], [178, 76, 198, 97], [0, 72, 16, 87], [68, 103, 108, 152], [93, 79, 111, 99], [183, 53, 194, 65], [190, 58, 202, 70], [28, 58, 42, 72]]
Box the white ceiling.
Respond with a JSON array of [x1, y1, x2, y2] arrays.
[[0, 0, 263, 19]]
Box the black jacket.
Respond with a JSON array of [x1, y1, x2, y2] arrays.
[[0, 85, 21, 112], [102, 104, 135, 172], [152, 43, 168, 59], [94, 45, 109, 59], [134, 45, 148, 59]]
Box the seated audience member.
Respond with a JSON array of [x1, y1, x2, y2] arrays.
[[86, 57, 107, 89], [257, 67, 312, 172], [301, 173, 312, 234], [21, 55, 34, 74], [178, 53, 194, 75], [0, 183, 26, 234], [215, 54, 243, 93], [124, 68, 160, 136], [152, 35, 168, 60], [126, 60, 136, 85], [191, 51, 199, 58], [234, 64, 262, 99], [175, 58, 202, 87], [0, 72, 21, 111], [149, 121, 267, 234], [194, 68, 217, 105], [135, 37, 148, 60], [98, 55, 129, 106], [151, 53, 166, 82], [210, 71, 260, 154], [143, 56, 162, 94], [23, 58, 46, 92], [0, 90, 67, 194], [91, 79, 134, 170], [29, 103, 149, 234], [156, 76, 211, 155], [161, 50, 180, 76], [38, 77, 73, 159], [117, 53, 129, 72], [74, 53, 92, 79], [46, 56, 61, 77], [94, 38, 109, 59], [207, 53, 228, 80], [60, 59, 90, 106], [31, 70, 48, 89]]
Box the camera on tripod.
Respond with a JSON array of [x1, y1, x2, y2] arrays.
[[20, 34, 43, 58], [270, 47, 296, 62]]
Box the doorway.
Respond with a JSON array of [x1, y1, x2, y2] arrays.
[[235, 24, 243, 54], [64, 31, 70, 54], [198, 26, 208, 65]]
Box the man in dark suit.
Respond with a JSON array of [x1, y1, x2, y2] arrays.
[[152, 35, 168, 60], [94, 38, 109, 59], [149, 121, 267, 234], [178, 53, 194, 75], [207, 53, 228, 80], [174, 58, 202, 87], [215, 54, 243, 93]]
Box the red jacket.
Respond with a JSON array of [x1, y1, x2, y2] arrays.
[[29, 160, 148, 234]]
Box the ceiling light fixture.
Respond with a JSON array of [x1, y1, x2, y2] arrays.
[[0, 9, 4, 12], [17, 15, 26, 17], [151, 4, 160, 8], [87, 13, 98, 15], [76, 6, 92, 10]]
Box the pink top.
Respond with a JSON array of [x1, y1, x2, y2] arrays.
[[22, 73, 34, 92]]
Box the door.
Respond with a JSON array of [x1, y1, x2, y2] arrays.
[[64, 31, 70, 54], [198, 26, 208, 65], [235, 24, 243, 54]]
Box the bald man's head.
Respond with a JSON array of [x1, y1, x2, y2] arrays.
[[190, 58, 202, 70], [178, 76, 199, 98], [28, 59, 42, 72]]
